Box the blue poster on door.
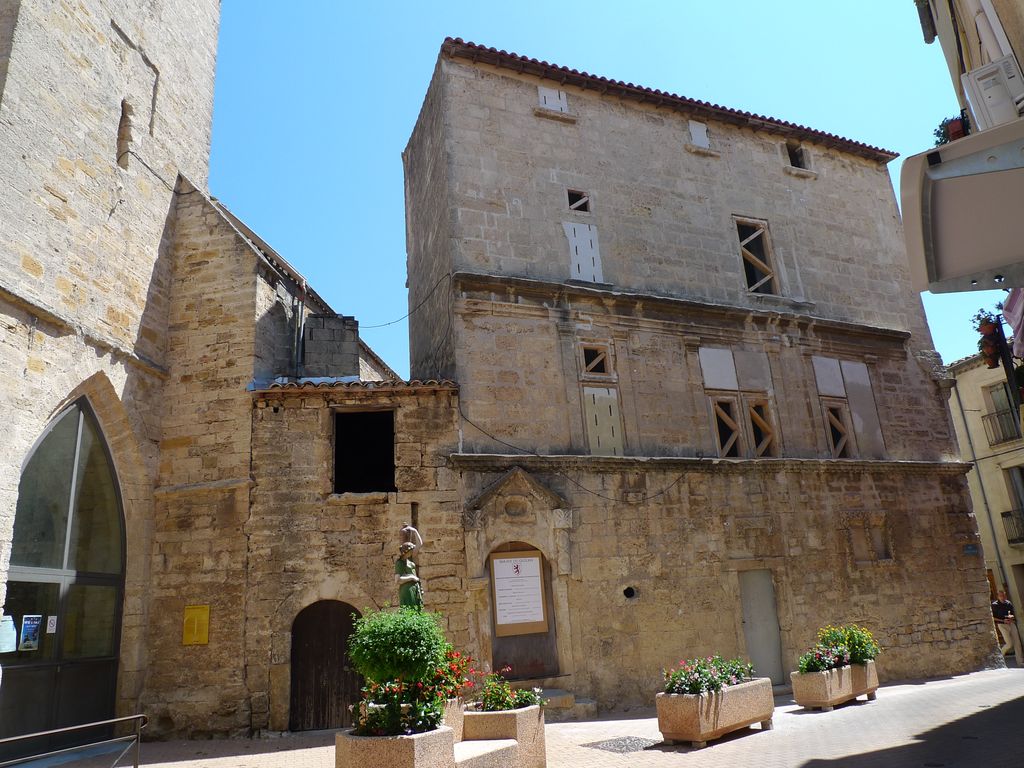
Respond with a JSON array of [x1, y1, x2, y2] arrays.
[[19, 614, 42, 651]]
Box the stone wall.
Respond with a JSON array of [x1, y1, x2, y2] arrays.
[[403, 62, 455, 380], [450, 278, 957, 463], [454, 454, 997, 708], [247, 383, 464, 732], [433, 57, 933, 346], [302, 315, 360, 377], [0, 0, 219, 700]]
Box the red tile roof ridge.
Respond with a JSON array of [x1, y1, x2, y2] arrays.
[[441, 37, 896, 163]]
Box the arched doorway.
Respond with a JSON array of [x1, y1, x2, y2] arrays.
[[289, 601, 361, 731], [489, 542, 559, 680], [0, 400, 125, 750]]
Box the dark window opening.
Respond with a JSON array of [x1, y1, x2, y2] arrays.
[[334, 411, 396, 493], [748, 402, 776, 457], [826, 406, 851, 458], [582, 346, 608, 374], [786, 141, 807, 169], [736, 221, 777, 295], [714, 400, 741, 457], [567, 189, 590, 212]]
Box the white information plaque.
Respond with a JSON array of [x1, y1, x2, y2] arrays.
[[490, 550, 548, 637]]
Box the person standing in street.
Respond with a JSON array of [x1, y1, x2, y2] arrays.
[[992, 589, 1023, 662]]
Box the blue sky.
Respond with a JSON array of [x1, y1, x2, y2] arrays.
[[209, 1, 1003, 378]]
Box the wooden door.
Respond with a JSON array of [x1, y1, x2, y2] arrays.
[[289, 601, 361, 731]]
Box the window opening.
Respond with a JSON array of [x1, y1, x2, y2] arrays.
[[582, 386, 622, 456], [747, 400, 777, 457], [786, 140, 807, 169], [567, 190, 590, 212], [824, 404, 852, 458], [582, 346, 608, 375], [334, 411, 396, 493], [688, 120, 710, 149], [736, 221, 777, 295], [117, 99, 133, 169], [713, 399, 742, 457], [563, 222, 603, 283], [537, 86, 568, 113]]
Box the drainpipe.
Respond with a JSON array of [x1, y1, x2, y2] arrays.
[[291, 279, 307, 379], [953, 380, 1010, 589]]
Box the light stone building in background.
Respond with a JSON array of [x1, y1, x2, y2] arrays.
[[948, 353, 1024, 639]]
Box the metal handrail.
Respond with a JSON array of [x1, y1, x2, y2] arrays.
[[0, 714, 147, 768], [982, 408, 1022, 446], [1002, 509, 1024, 545]]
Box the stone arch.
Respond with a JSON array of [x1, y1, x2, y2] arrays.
[[464, 468, 576, 683], [267, 580, 377, 732], [21, 371, 153, 717]]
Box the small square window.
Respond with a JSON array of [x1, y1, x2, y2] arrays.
[[537, 86, 568, 114], [786, 140, 808, 169], [688, 120, 710, 149], [335, 411, 396, 492], [567, 189, 590, 213], [582, 346, 608, 375]]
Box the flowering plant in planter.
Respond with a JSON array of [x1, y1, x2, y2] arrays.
[[797, 643, 850, 673], [472, 666, 545, 711], [816, 624, 880, 664], [430, 646, 480, 700], [662, 655, 754, 694]]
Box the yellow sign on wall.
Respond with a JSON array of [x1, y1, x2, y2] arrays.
[[182, 605, 210, 646]]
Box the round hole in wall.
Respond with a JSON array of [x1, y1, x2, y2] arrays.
[[623, 586, 637, 599]]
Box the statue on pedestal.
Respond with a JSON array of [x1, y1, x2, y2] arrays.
[[395, 524, 424, 608]]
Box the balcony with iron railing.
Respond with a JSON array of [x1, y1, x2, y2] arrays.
[[982, 409, 1022, 446], [1002, 509, 1024, 546]]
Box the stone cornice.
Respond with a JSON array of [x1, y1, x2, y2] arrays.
[[448, 452, 970, 477], [452, 271, 912, 348]]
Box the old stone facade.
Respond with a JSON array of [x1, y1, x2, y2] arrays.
[[399, 38, 1000, 708], [0, 1, 393, 743], [0, 11, 1004, 748]]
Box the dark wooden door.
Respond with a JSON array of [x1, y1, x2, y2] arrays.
[[289, 601, 361, 731]]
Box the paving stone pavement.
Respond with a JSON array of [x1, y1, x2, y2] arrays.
[[62, 668, 1024, 768]]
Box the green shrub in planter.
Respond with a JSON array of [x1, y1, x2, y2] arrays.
[[348, 608, 448, 683]]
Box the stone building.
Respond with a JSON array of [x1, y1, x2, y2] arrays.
[[399, 38, 999, 709], [0, 6, 1005, 750], [0, 0, 394, 745], [948, 352, 1024, 634]]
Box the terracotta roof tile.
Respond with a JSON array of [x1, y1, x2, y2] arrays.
[[441, 38, 897, 163]]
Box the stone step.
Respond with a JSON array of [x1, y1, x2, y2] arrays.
[[540, 688, 575, 709], [537, 688, 598, 722], [544, 697, 597, 723], [453, 737, 518, 768]]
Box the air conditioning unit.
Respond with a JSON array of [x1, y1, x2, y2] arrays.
[[962, 55, 1024, 130]]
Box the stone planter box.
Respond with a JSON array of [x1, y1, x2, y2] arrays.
[[442, 697, 464, 743], [463, 704, 546, 768], [791, 660, 878, 711], [336, 725, 455, 768], [655, 677, 774, 749]]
